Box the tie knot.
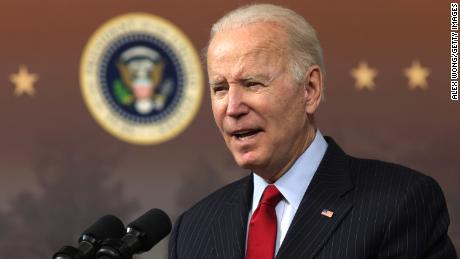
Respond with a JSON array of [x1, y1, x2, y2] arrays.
[[260, 185, 283, 207]]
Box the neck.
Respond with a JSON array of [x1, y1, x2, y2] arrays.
[[258, 126, 317, 183]]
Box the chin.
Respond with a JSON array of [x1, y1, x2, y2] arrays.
[[233, 153, 265, 171]]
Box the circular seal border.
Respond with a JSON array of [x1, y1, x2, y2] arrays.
[[80, 13, 203, 145]]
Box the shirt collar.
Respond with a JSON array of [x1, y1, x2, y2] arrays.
[[252, 130, 328, 211]]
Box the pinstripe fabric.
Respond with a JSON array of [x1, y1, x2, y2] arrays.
[[169, 137, 457, 259]]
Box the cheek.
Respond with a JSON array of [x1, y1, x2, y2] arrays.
[[211, 100, 225, 129], [266, 96, 306, 136]]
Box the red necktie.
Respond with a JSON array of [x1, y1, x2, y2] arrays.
[[246, 184, 283, 259]]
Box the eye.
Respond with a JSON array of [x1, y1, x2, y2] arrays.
[[211, 84, 229, 95], [213, 86, 227, 92], [244, 81, 263, 89]]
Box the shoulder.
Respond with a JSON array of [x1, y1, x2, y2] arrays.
[[347, 156, 440, 192], [323, 136, 435, 188], [346, 158, 456, 257], [324, 136, 440, 195], [178, 175, 250, 221], [345, 156, 449, 232], [169, 175, 251, 257]]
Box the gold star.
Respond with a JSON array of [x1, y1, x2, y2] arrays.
[[351, 61, 378, 90], [404, 60, 430, 90], [10, 65, 38, 96]]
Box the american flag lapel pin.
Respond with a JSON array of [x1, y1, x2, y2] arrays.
[[321, 209, 334, 218]]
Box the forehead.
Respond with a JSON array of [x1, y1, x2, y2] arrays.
[[208, 22, 288, 61], [207, 22, 288, 77]]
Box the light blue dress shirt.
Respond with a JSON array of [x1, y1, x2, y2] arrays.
[[247, 130, 328, 255]]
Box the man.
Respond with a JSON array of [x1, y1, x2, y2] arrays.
[[169, 4, 457, 259]]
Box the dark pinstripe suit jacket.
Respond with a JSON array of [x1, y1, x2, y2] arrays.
[[169, 137, 457, 259]]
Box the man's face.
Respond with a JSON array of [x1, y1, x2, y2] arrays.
[[207, 22, 314, 180]]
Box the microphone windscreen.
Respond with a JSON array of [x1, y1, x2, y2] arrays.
[[81, 215, 125, 241], [127, 208, 172, 251]]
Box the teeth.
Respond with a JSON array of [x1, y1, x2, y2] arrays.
[[234, 130, 258, 139]]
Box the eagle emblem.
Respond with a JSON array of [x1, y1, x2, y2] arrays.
[[114, 46, 173, 114]]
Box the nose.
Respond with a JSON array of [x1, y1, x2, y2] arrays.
[[226, 86, 249, 118]]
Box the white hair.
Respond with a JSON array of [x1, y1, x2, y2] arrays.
[[209, 3, 325, 84]]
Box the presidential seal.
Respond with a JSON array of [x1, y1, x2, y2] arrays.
[[80, 13, 203, 145]]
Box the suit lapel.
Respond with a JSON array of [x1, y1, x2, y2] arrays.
[[212, 176, 253, 259], [277, 137, 354, 259]]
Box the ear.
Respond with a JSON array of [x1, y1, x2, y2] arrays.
[[303, 65, 323, 115]]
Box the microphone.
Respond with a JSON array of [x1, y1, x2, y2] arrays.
[[96, 208, 172, 259], [53, 215, 125, 259]]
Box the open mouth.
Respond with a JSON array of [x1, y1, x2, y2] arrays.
[[232, 129, 262, 140]]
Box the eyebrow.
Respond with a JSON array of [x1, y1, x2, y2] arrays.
[[241, 73, 280, 87], [208, 79, 226, 87], [241, 74, 273, 83], [210, 73, 274, 84]]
